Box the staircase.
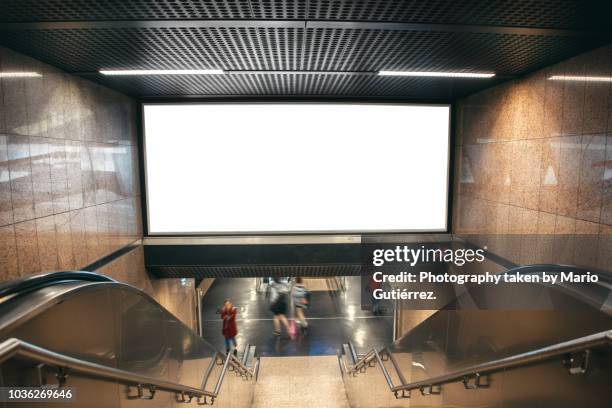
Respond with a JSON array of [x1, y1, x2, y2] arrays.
[[253, 356, 350, 408]]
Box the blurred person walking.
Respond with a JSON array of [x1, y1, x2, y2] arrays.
[[269, 278, 292, 337], [293, 277, 310, 334], [221, 299, 238, 356]]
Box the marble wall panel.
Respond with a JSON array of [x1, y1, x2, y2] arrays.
[[0, 46, 141, 281], [454, 43, 612, 272]]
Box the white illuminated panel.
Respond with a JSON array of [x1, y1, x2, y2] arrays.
[[144, 103, 450, 234]]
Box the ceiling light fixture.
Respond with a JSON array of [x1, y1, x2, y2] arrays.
[[378, 71, 495, 78], [0, 72, 42, 78], [548, 75, 612, 82], [99, 69, 224, 76]]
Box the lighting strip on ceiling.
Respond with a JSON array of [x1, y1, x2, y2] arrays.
[[548, 75, 612, 82], [378, 70, 495, 78], [99, 69, 225, 76], [0, 72, 42, 78], [97, 69, 498, 78]]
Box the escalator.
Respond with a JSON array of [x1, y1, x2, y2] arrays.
[[339, 264, 612, 407], [0, 272, 259, 407], [1, 264, 611, 407]]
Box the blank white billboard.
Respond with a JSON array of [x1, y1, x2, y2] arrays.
[[143, 103, 450, 234]]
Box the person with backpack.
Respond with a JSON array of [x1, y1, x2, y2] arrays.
[[293, 277, 310, 334], [269, 277, 291, 337], [221, 299, 238, 356]]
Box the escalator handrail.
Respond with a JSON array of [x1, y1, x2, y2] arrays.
[[390, 328, 612, 394], [342, 329, 612, 398], [0, 271, 115, 303], [0, 337, 258, 403]]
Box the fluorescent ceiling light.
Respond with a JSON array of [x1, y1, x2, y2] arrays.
[[548, 75, 612, 82], [0, 72, 42, 78], [99, 69, 224, 76], [378, 71, 495, 78]]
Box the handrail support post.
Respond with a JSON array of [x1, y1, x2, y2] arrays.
[[564, 349, 591, 375]]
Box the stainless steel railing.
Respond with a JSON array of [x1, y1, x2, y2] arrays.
[[0, 337, 259, 405], [340, 329, 612, 399]]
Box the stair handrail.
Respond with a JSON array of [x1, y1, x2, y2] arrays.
[[341, 329, 612, 399], [0, 337, 258, 404]]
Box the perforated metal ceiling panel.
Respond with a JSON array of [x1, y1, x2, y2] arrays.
[[149, 264, 362, 279], [0, 1, 611, 99], [1, 1, 608, 29]]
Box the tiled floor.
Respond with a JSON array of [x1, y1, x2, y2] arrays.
[[253, 356, 350, 408], [201, 276, 394, 357]]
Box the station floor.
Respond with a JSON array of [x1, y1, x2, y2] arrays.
[[201, 276, 393, 357]]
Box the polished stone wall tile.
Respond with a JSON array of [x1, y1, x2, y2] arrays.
[[29, 136, 54, 218], [461, 93, 489, 145], [487, 142, 513, 203], [24, 59, 49, 138], [1, 49, 28, 135], [0, 46, 141, 282], [96, 202, 110, 257], [69, 208, 88, 268], [95, 246, 155, 297], [131, 196, 143, 238], [63, 74, 82, 141], [14, 219, 40, 276], [0, 135, 13, 226], [597, 224, 612, 271], [509, 139, 542, 210], [90, 143, 107, 205], [47, 70, 66, 140], [576, 134, 606, 223], [104, 144, 122, 202], [601, 134, 612, 226], [36, 214, 59, 272], [80, 141, 96, 207], [504, 205, 524, 261], [489, 202, 510, 255], [65, 140, 84, 210], [535, 211, 556, 264], [515, 72, 545, 141], [552, 215, 576, 265], [0, 51, 5, 132], [519, 208, 539, 264], [54, 212, 75, 270], [555, 135, 581, 217], [492, 82, 519, 141], [573, 219, 599, 269], [582, 47, 611, 135], [0, 225, 18, 279], [455, 44, 612, 271], [49, 139, 70, 214], [542, 65, 565, 138], [7, 134, 35, 223], [560, 56, 586, 137], [83, 205, 100, 264], [538, 137, 561, 214]]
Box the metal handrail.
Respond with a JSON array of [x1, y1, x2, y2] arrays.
[[342, 329, 612, 399], [0, 337, 258, 404], [0, 271, 115, 305], [393, 329, 612, 394]]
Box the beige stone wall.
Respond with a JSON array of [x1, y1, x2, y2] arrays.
[[0, 46, 142, 280], [0, 47, 202, 332], [95, 245, 199, 331], [453, 44, 612, 271]]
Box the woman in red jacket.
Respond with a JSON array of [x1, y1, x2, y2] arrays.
[[221, 299, 238, 356]]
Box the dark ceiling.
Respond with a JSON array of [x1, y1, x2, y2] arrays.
[[1, 0, 611, 101]]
